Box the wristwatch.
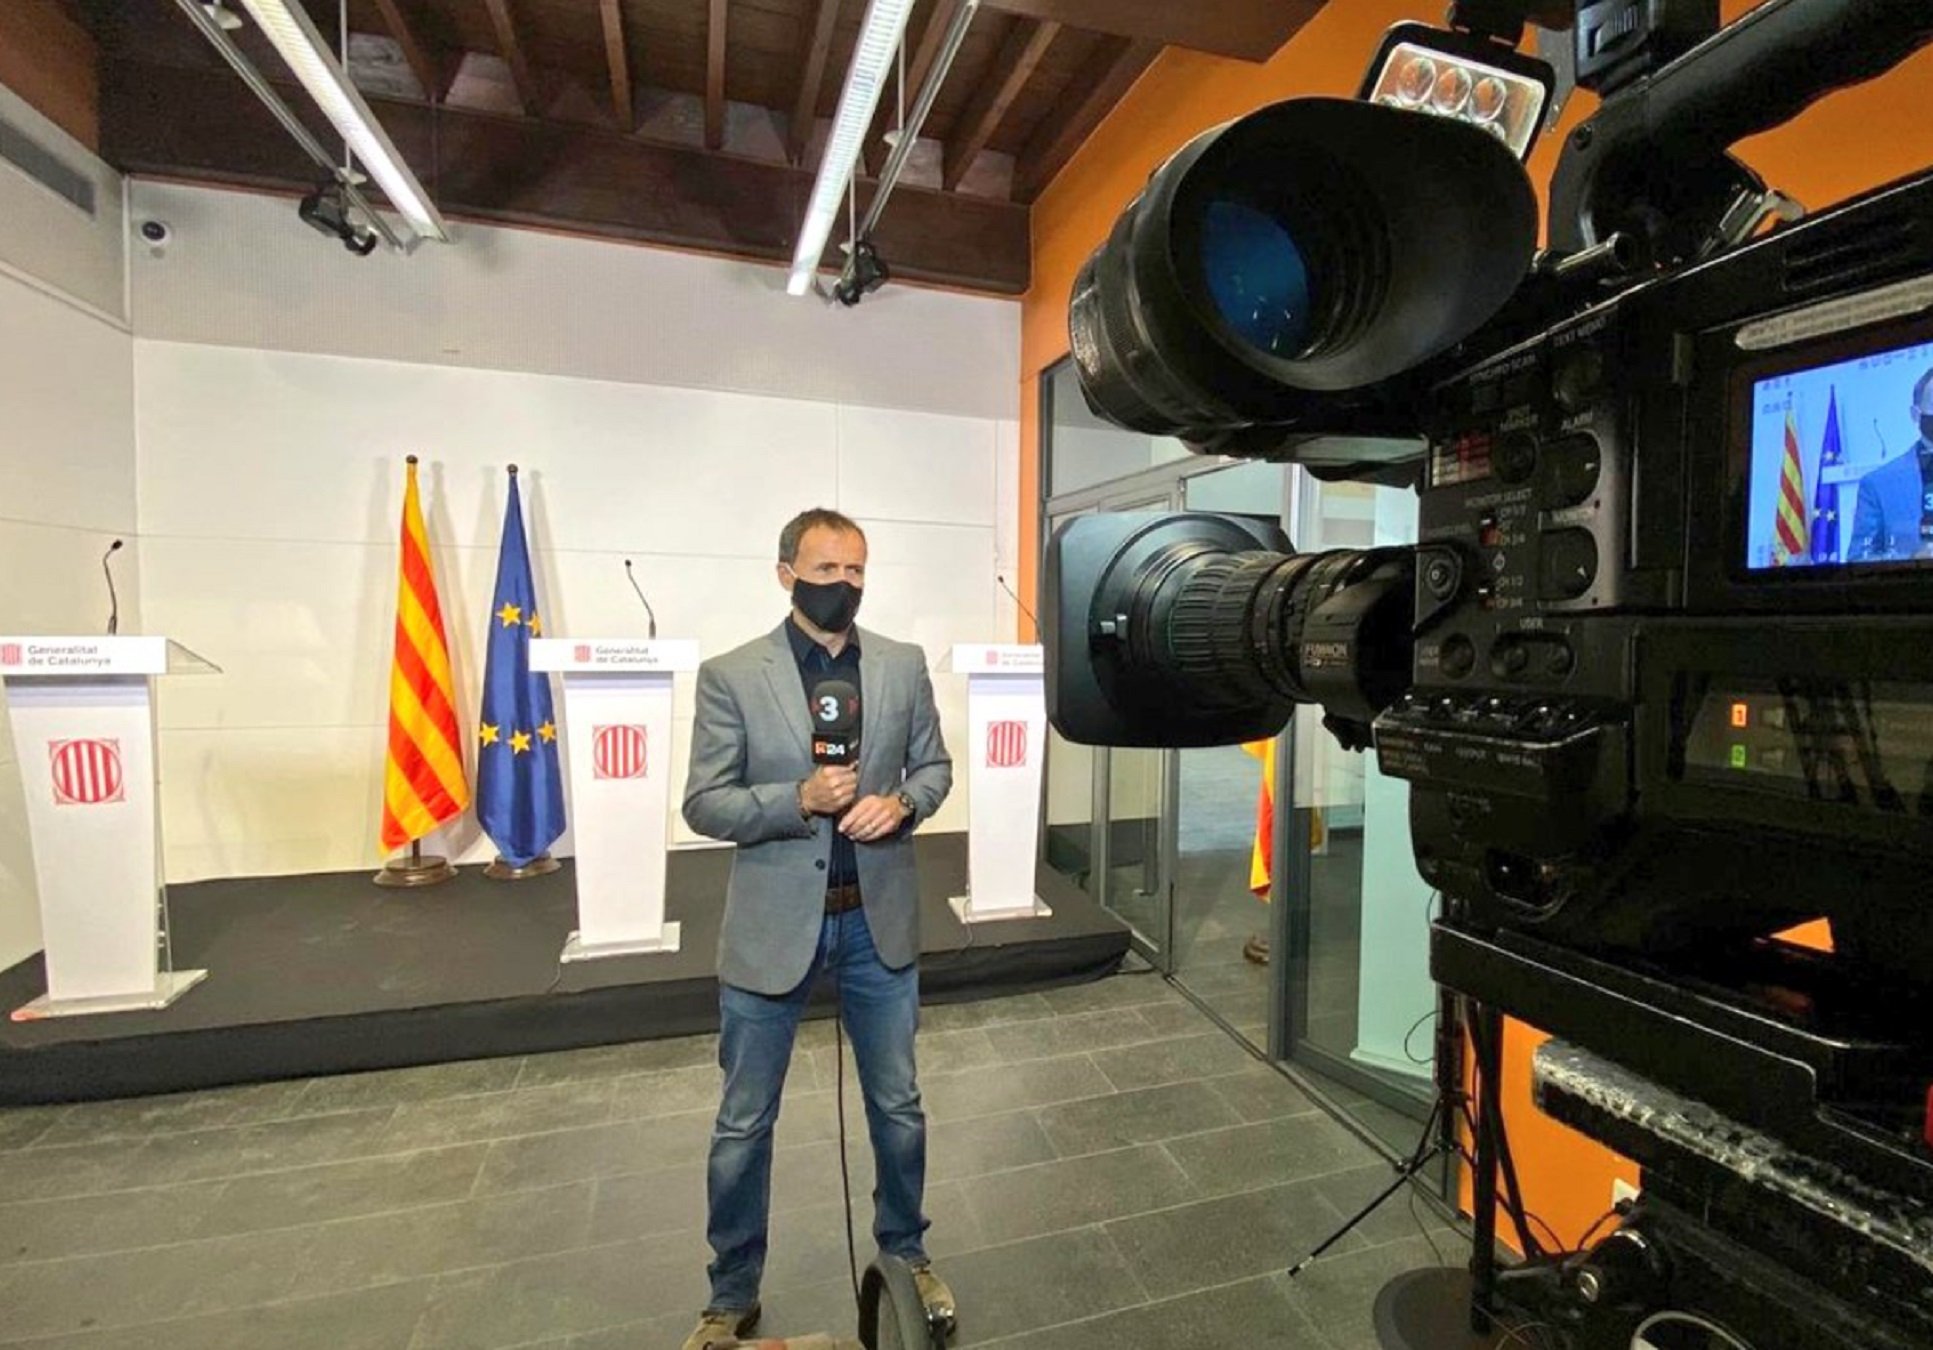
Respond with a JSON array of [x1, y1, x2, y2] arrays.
[[896, 790, 918, 824]]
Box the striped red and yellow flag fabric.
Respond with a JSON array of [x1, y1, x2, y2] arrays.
[[1243, 736, 1326, 898], [1773, 406, 1810, 564], [379, 457, 471, 852]]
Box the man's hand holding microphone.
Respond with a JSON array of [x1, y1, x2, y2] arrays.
[[798, 765, 906, 841], [803, 676, 909, 842], [799, 763, 858, 817]]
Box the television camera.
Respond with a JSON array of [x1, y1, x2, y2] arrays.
[[1042, 0, 1933, 1346]]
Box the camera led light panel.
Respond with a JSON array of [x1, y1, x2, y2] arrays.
[[1364, 41, 1550, 160]]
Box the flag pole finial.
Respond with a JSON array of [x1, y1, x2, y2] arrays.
[[406, 454, 419, 465], [508, 463, 519, 476]]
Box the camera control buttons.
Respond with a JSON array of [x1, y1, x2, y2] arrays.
[[1539, 530, 1599, 600], [1494, 431, 1539, 485]]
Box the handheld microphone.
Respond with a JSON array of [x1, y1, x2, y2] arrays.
[[996, 573, 1038, 631], [623, 558, 658, 639], [103, 539, 124, 636], [808, 676, 861, 766]]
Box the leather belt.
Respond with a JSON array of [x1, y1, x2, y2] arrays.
[[825, 882, 863, 915]]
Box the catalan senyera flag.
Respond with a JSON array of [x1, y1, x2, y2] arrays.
[[1243, 739, 1276, 897], [1243, 736, 1325, 898], [379, 457, 471, 852], [1773, 404, 1811, 565]]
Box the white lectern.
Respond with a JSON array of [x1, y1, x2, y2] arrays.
[[0, 635, 218, 1018], [947, 644, 1052, 923], [531, 638, 699, 962]]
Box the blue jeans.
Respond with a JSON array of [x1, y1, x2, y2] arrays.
[[706, 907, 928, 1312]]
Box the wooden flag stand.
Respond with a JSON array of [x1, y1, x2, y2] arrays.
[[373, 839, 457, 888]]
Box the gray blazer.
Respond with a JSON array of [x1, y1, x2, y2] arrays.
[[682, 622, 953, 995]]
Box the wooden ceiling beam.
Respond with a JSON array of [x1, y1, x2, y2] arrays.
[[941, 16, 1057, 192], [862, 0, 962, 176], [98, 55, 1031, 294], [480, 0, 539, 116], [978, 0, 1321, 63], [1012, 34, 1158, 203], [785, 0, 842, 165], [704, 0, 728, 149], [370, 0, 451, 104], [598, 0, 633, 131]]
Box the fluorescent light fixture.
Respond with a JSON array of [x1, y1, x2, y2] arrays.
[[234, 0, 450, 243], [786, 0, 917, 297]]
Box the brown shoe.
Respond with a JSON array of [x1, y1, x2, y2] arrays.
[[681, 1305, 759, 1350], [909, 1260, 956, 1335]]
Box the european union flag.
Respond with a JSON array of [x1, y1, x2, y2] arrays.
[[477, 467, 565, 868], [1812, 386, 1844, 565]]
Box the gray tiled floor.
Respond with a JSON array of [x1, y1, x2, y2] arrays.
[[0, 976, 1463, 1349]]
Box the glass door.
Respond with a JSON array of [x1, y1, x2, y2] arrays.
[[1168, 461, 1293, 1048], [1041, 494, 1175, 963], [1282, 472, 1439, 1153]]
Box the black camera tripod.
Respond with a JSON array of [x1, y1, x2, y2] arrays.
[[1286, 986, 1566, 1349]]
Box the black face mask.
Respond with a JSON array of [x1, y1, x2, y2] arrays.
[[1920, 414, 1933, 444], [790, 575, 863, 633]]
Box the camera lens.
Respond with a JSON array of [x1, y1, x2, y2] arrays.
[[1052, 512, 1414, 747], [1197, 199, 1314, 358]]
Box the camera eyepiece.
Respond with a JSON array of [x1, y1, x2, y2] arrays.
[[1069, 98, 1539, 451]]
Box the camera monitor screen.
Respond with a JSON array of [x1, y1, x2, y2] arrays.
[[1744, 335, 1933, 570]]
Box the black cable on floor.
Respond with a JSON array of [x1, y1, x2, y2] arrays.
[[830, 919, 862, 1316]]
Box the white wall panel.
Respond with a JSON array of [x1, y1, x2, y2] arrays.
[[129, 181, 1018, 421], [133, 344, 1010, 882], [0, 273, 135, 534], [0, 261, 137, 973], [135, 343, 840, 560], [158, 726, 384, 882], [994, 417, 1023, 640], [835, 406, 996, 528]]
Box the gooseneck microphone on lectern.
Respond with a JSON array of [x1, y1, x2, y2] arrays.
[[103, 539, 124, 635], [623, 558, 658, 639], [996, 573, 1038, 631], [808, 677, 861, 766]]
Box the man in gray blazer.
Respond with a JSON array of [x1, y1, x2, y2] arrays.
[[1847, 368, 1933, 563], [681, 508, 954, 1350]]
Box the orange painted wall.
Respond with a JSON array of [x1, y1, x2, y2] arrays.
[[0, 0, 100, 151], [1018, 0, 1933, 1251]]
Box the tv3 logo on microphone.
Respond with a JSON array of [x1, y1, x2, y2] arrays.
[[49, 738, 124, 806], [591, 725, 648, 780], [985, 721, 1029, 769]]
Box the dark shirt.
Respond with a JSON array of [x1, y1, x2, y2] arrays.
[[787, 617, 861, 888]]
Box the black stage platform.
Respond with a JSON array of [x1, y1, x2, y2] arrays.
[[0, 833, 1127, 1105]]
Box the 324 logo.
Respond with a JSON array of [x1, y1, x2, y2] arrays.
[[985, 720, 1028, 769], [50, 739, 124, 806]]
